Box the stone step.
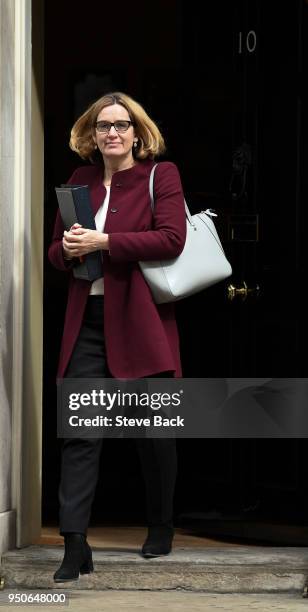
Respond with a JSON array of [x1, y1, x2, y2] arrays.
[[2, 545, 308, 593]]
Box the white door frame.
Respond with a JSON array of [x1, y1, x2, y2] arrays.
[[11, 0, 44, 548]]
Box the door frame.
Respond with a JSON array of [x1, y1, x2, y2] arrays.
[[11, 0, 44, 548]]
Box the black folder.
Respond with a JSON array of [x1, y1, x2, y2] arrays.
[[55, 184, 103, 281]]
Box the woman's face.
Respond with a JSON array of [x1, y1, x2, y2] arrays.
[[94, 103, 137, 163]]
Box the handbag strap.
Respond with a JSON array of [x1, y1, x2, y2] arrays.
[[149, 163, 196, 227]]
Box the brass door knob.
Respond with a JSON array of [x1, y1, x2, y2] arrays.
[[227, 280, 260, 301]]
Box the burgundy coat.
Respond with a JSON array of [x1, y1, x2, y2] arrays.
[[48, 158, 186, 379]]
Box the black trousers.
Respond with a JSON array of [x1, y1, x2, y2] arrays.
[[58, 296, 177, 535]]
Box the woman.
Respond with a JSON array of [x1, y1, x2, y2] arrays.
[[48, 92, 186, 582]]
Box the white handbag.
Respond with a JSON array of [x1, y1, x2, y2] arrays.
[[139, 164, 232, 304]]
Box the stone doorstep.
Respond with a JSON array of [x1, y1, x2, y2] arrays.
[[2, 546, 308, 592]]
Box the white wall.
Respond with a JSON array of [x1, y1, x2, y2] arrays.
[[0, 0, 17, 556]]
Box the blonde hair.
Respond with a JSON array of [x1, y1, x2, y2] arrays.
[[69, 92, 166, 162]]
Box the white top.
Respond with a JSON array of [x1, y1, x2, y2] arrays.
[[89, 186, 110, 295]]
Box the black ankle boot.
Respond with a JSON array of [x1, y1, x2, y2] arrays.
[[141, 525, 174, 558], [53, 533, 93, 582]]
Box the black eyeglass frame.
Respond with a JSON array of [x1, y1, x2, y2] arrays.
[[95, 120, 135, 133]]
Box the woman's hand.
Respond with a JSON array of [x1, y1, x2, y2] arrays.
[[62, 223, 109, 259]]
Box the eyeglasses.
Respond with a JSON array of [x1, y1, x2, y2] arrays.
[[95, 120, 134, 133]]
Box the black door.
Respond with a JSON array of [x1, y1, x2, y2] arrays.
[[174, 0, 308, 539], [43, 0, 308, 538]]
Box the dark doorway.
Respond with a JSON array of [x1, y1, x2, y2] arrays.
[[43, 0, 308, 540]]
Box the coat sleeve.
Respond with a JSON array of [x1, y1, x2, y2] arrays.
[[108, 162, 187, 261], [48, 169, 80, 271]]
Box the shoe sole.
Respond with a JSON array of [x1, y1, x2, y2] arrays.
[[54, 569, 94, 582], [142, 552, 171, 558]]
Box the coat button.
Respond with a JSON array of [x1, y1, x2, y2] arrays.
[[110, 208, 118, 213]]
